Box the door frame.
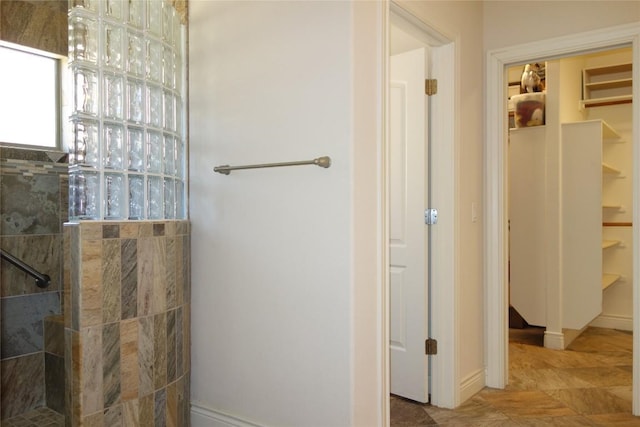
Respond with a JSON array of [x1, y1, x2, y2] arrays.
[[387, 2, 458, 409], [484, 22, 640, 414]]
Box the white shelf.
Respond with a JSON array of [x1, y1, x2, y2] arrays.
[[602, 240, 621, 249], [582, 63, 632, 109], [602, 162, 622, 175], [602, 204, 622, 210], [602, 273, 621, 290]]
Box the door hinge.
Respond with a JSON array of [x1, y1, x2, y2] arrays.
[[425, 79, 438, 96], [425, 208, 438, 225], [425, 338, 438, 355]]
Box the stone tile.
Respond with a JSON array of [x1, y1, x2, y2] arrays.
[[139, 393, 154, 427], [0, 0, 67, 56], [104, 404, 122, 426], [82, 325, 104, 414], [138, 316, 154, 397], [154, 388, 167, 427], [1, 291, 61, 358], [120, 319, 139, 401], [508, 367, 593, 391], [167, 309, 177, 383], [80, 223, 103, 241], [154, 313, 167, 390], [153, 223, 165, 236], [152, 238, 167, 315], [103, 239, 121, 324], [563, 367, 633, 387], [0, 173, 61, 235], [1, 353, 45, 419], [166, 237, 176, 310], [103, 322, 121, 407], [139, 223, 153, 238], [80, 239, 103, 327], [83, 410, 104, 427], [480, 390, 576, 418], [513, 415, 600, 426], [1, 234, 62, 296], [423, 391, 511, 424], [166, 382, 178, 427], [120, 223, 139, 239], [390, 395, 437, 426], [137, 238, 154, 317], [45, 352, 65, 414], [176, 307, 183, 377], [122, 398, 140, 426], [45, 314, 65, 356], [121, 239, 138, 320], [102, 224, 120, 239], [175, 236, 183, 307], [545, 388, 631, 415], [586, 412, 640, 426]]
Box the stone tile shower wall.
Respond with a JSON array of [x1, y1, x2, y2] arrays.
[[64, 220, 190, 426], [0, 148, 68, 419]]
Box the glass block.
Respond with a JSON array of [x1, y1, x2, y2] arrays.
[[128, 174, 144, 219], [163, 91, 175, 131], [146, 40, 163, 83], [147, 0, 162, 36], [175, 138, 184, 179], [104, 73, 124, 119], [104, 173, 125, 219], [127, 32, 145, 76], [69, 14, 98, 64], [73, 66, 99, 115], [162, 47, 174, 89], [175, 96, 182, 135], [104, 0, 123, 20], [69, 170, 100, 220], [127, 0, 144, 29], [71, 0, 98, 12], [127, 126, 144, 171], [175, 180, 185, 219], [162, 4, 174, 43], [163, 133, 174, 175], [104, 24, 124, 70], [103, 122, 124, 169], [71, 119, 100, 167], [146, 130, 162, 172], [147, 176, 163, 219], [163, 178, 175, 219], [147, 84, 162, 127], [127, 78, 144, 123]]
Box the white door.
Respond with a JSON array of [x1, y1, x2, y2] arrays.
[[389, 47, 430, 403]]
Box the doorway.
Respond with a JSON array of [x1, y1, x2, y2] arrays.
[[485, 23, 640, 415], [388, 2, 457, 409]]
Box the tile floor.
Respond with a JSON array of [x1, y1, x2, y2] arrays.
[[2, 406, 64, 427], [391, 326, 639, 426]]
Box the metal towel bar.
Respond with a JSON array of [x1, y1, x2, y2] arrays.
[[214, 156, 331, 175], [0, 249, 51, 288]]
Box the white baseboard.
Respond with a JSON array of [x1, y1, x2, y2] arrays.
[[543, 330, 565, 350], [191, 402, 265, 427], [589, 314, 633, 331], [459, 368, 485, 404]]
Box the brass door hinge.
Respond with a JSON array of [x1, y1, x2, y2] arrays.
[[425, 79, 438, 96], [425, 338, 438, 355]]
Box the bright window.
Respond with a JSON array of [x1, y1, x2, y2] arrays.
[[0, 45, 59, 148]]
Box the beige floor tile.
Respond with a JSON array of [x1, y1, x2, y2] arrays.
[[563, 367, 633, 387], [508, 367, 593, 390], [586, 412, 640, 426], [480, 390, 577, 418], [545, 387, 632, 415]]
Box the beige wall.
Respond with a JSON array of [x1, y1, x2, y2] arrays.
[[483, 1, 640, 51]]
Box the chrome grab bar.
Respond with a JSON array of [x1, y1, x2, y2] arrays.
[[0, 249, 51, 288], [213, 156, 331, 175]]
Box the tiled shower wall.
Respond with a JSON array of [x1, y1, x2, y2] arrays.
[[64, 220, 190, 426], [0, 147, 68, 419]]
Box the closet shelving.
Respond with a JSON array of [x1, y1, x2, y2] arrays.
[[581, 63, 632, 109]]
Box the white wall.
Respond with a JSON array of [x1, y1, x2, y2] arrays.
[[189, 1, 383, 426]]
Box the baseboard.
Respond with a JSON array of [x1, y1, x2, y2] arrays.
[[459, 368, 485, 404], [191, 402, 265, 427], [589, 314, 633, 331], [543, 330, 565, 350]]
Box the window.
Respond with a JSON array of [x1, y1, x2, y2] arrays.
[[0, 44, 60, 148]]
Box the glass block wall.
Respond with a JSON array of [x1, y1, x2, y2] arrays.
[[68, 0, 186, 220]]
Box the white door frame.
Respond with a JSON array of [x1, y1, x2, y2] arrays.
[[484, 22, 640, 414], [386, 2, 458, 409]]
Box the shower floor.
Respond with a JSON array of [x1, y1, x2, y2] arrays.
[[2, 407, 64, 426]]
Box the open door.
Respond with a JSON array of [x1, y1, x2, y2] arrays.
[[389, 47, 430, 403]]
